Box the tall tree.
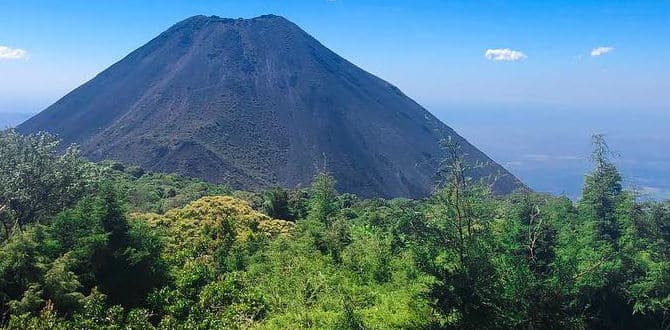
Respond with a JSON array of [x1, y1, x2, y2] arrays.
[[0, 130, 95, 241], [580, 134, 623, 242], [308, 172, 337, 227]]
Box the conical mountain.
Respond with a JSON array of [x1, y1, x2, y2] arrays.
[[18, 15, 523, 198]]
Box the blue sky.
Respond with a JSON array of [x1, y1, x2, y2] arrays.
[[1, 0, 669, 114]]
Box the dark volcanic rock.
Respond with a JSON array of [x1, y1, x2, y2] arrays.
[[18, 15, 524, 198]]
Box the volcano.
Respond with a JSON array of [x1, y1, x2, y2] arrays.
[[18, 15, 523, 198]]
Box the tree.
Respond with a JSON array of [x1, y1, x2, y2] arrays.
[[433, 136, 488, 267], [3, 182, 165, 317], [89, 183, 164, 307], [262, 187, 292, 220], [414, 137, 505, 328], [308, 172, 337, 227], [0, 130, 95, 241], [580, 134, 623, 242], [575, 134, 656, 329]]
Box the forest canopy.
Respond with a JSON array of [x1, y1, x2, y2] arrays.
[[0, 129, 669, 329]]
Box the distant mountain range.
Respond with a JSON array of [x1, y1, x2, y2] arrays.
[[18, 15, 524, 198]]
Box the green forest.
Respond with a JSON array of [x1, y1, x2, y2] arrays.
[[1, 129, 669, 329]]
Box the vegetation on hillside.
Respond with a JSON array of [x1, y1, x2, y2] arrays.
[[1, 129, 669, 329]]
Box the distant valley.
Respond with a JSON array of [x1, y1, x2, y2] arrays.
[[439, 106, 670, 200], [0, 112, 32, 128]]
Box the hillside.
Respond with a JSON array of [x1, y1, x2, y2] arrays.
[[18, 15, 523, 198]]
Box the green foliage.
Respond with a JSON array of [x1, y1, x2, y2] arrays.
[[134, 195, 292, 326], [0, 129, 95, 241], [262, 187, 292, 220], [0, 182, 164, 321], [580, 134, 624, 242], [308, 172, 338, 227], [98, 163, 233, 214], [1, 132, 670, 329]]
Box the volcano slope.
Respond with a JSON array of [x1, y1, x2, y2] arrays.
[[18, 15, 524, 198]]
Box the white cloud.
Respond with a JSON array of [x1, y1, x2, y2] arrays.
[[0, 45, 28, 60], [485, 48, 527, 62], [590, 46, 614, 57]]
